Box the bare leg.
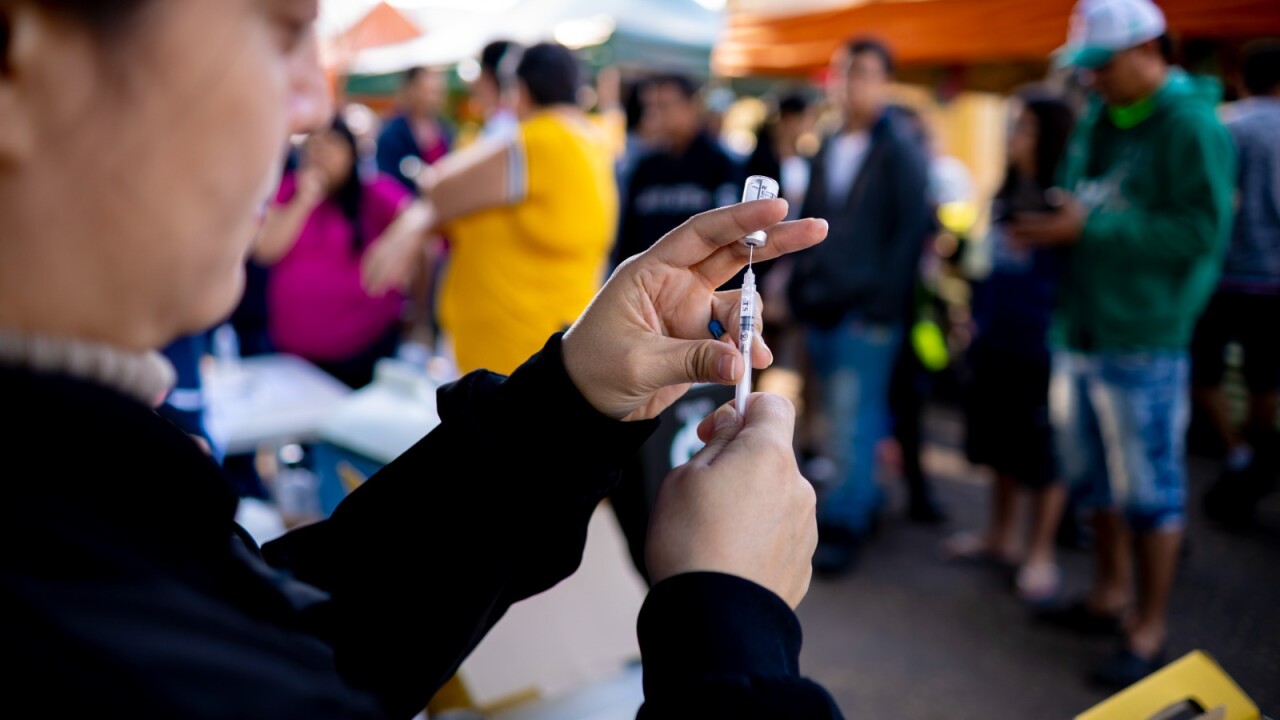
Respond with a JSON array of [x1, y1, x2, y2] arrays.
[[942, 471, 1020, 562], [1247, 392, 1278, 437], [990, 473, 1021, 559], [1127, 528, 1183, 659], [1087, 510, 1132, 615], [1025, 481, 1068, 567], [1194, 385, 1241, 452]]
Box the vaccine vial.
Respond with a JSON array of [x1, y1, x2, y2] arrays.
[[741, 175, 780, 247]]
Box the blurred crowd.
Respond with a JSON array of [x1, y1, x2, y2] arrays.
[[169, 0, 1279, 694]]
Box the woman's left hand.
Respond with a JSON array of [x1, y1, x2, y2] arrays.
[[562, 199, 826, 421]]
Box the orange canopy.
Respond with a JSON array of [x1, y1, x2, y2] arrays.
[[324, 1, 424, 70], [714, 0, 1280, 77]]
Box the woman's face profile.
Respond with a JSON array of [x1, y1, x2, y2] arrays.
[[0, 0, 328, 350]]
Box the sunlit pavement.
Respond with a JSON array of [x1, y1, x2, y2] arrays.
[[798, 409, 1280, 719]]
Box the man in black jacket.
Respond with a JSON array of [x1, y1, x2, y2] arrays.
[[612, 74, 742, 268], [788, 38, 933, 576]]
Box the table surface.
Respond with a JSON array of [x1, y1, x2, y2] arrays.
[[203, 355, 351, 456]]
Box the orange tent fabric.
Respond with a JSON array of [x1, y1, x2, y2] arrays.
[[714, 0, 1280, 77], [334, 1, 422, 53], [324, 1, 424, 70]]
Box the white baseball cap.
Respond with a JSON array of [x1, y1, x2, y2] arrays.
[[1055, 0, 1168, 69]]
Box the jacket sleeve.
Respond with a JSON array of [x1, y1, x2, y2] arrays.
[[375, 120, 414, 192], [878, 136, 932, 319], [1079, 113, 1235, 264], [637, 573, 845, 719], [262, 333, 657, 719], [612, 161, 644, 270]]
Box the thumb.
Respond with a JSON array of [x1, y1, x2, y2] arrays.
[[654, 338, 742, 390], [689, 403, 743, 467]]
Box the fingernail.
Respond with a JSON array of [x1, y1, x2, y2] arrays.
[[713, 404, 740, 431], [708, 319, 726, 339], [717, 353, 740, 382]]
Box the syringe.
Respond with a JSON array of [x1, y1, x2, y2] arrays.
[[736, 175, 780, 415]]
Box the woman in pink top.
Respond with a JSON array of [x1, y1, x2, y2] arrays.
[[256, 118, 413, 387]]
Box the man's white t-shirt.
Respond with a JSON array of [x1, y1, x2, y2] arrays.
[[825, 131, 871, 207]]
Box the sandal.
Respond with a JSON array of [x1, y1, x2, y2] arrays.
[[1091, 646, 1167, 690], [940, 532, 1020, 567], [1015, 562, 1062, 605], [1037, 599, 1124, 636]]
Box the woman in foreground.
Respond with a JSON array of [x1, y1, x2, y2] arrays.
[[0, 1, 841, 717]]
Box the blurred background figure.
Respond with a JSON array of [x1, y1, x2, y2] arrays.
[[746, 92, 816, 216], [787, 37, 933, 576], [615, 78, 660, 204], [362, 42, 616, 376], [704, 85, 743, 162], [611, 74, 741, 268], [377, 66, 454, 192], [947, 95, 1076, 605], [1016, 0, 1235, 688], [255, 118, 415, 389], [883, 105, 952, 528], [748, 91, 816, 429], [1196, 40, 1280, 527], [474, 40, 523, 141]]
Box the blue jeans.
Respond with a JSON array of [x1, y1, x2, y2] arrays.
[[1049, 351, 1190, 532], [808, 318, 903, 533]]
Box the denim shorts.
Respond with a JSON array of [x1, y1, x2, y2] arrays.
[[1049, 351, 1190, 532]]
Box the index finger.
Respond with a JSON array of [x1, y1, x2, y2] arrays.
[[647, 199, 790, 269], [695, 393, 795, 444], [692, 218, 827, 288]]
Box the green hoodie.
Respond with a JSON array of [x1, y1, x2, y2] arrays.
[[1054, 68, 1236, 352]]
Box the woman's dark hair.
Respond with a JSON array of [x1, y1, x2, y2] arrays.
[[997, 95, 1075, 200], [322, 118, 367, 256], [515, 42, 579, 107]]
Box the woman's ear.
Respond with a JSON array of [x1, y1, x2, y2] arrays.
[[0, 3, 38, 165], [0, 4, 98, 168]]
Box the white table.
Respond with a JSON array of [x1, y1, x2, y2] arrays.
[[203, 355, 351, 456]]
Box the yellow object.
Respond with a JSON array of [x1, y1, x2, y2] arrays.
[[1076, 651, 1259, 720], [335, 461, 367, 495], [440, 111, 618, 375], [938, 200, 980, 236], [912, 319, 950, 372]]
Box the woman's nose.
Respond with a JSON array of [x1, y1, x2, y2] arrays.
[[287, 30, 333, 136]]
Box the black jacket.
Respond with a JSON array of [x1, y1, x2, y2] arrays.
[[787, 111, 932, 327], [613, 133, 742, 269], [1, 334, 842, 719]]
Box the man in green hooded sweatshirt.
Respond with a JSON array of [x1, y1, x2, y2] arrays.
[[1013, 0, 1235, 690]]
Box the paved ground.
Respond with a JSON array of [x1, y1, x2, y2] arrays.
[[798, 409, 1280, 719]]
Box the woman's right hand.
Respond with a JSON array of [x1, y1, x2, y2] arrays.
[[646, 394, 817, 609], [293, 164, 328, 208]]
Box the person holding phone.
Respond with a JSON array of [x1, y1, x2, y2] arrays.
[[946, 96, 1075, 605]]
